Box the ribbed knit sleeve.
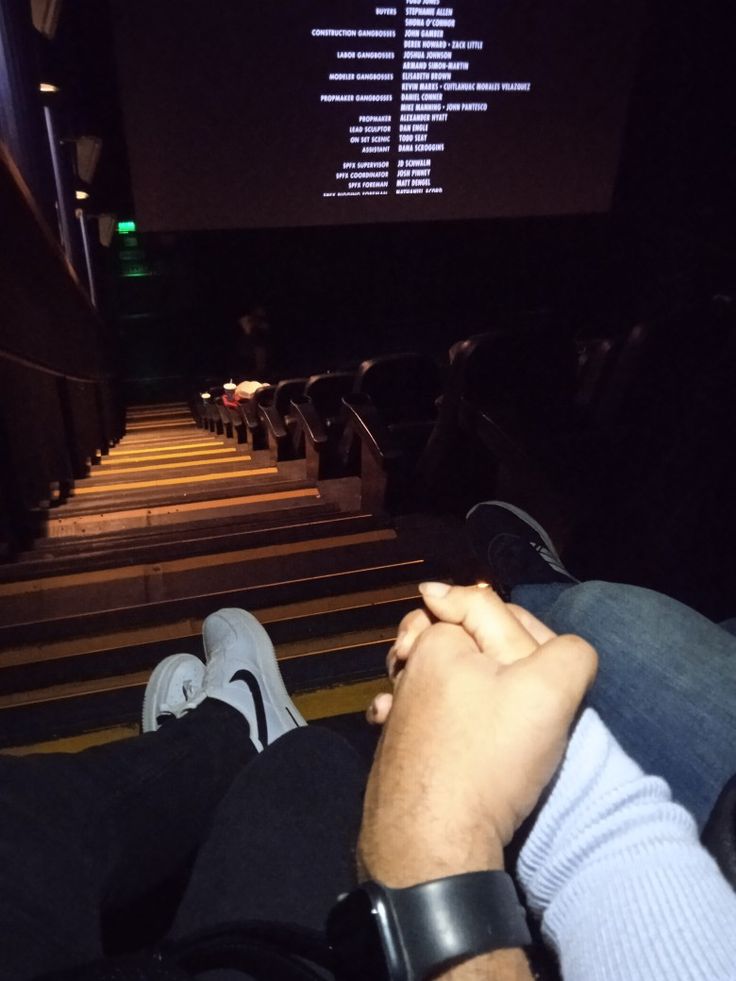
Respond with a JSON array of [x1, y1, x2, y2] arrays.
[[517, 708, 736, 980]]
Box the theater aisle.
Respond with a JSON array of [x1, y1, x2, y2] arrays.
[[0, 403, 467, 755]]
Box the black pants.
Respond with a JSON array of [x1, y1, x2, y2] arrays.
[[0, 702, 367, 980]]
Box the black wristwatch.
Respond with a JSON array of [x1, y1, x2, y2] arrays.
[[326, 871, 531, 981]]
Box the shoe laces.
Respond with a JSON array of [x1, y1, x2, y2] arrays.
[[530, 540, 569, 576], [157, 680, 199, 722]]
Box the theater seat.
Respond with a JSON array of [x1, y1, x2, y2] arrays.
[[237, 384, 275, 451], [455, 300, 736, 575], [304, 371, 355, 434], [259, 378, 308, 462], [190, 395, 208, 429], [203, 388, 224, 434], [216, 400, 235, 440], [451, 322, 649, 547], [398, 325, 582, 521], [289, 371, 355, 480], [222, 403, 248, 443], [340, 352, 444, 511]]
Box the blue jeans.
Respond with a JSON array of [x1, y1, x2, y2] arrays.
[[512, 581, 736, 829]]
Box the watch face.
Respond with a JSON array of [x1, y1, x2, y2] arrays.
[[327, 890, 392, 981]]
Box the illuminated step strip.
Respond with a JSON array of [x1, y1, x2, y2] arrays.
[[128, 402, 187, 411], [45, 487, 321, 537], [116, 437, 215, 450], [0, 659, 390, 713], [104, 444, 228, 461], [127, 412, 194, 428], [125, 408, 192, 423], [90, 453, 246, 477], [72, 466, 278, 496], [126, 420, 196, 430], [0, 529, 397, 599], [0, 678, 389, 756], [0, 579, 417, 669], [121, 430, 209, 441]]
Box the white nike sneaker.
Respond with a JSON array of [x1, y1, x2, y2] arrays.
[[142, 653, 206, 733], [201, 608, 307, 751]]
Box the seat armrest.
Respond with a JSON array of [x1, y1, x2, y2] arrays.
[[290, 396, 328, 447], [239, 400, 260, 431], [473, 406, 543, 482], [342, 393, 402, 467], [259, 402, 287, 440]]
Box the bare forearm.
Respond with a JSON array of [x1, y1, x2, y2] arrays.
[[441, 949, 532, 981], [359, 821, 532, 981]]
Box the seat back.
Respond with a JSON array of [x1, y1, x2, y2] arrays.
[[273, 378, 308, 417], [253, 384, 275, 411], [573, 336, 618, 416], [237, 383, 275, 450], [587, 322, 654, 432], [304, 372, 355, 423], [457, 327, 578, 441], [354, 353, 442, 426]]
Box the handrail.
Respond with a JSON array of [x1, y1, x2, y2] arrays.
[[0, 141, 86, 299], [0, 346, 114, 385]]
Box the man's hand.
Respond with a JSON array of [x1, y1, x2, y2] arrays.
[[359, 583, 597, 884]]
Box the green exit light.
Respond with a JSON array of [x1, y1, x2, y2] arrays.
[[117, 220, 137, 235]]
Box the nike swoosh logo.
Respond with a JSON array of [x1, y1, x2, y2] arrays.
[[230, 669, 268, 748]]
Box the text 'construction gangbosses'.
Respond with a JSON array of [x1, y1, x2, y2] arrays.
[[311, 2, 532, 200]]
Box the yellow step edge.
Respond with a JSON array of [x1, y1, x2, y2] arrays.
[[106, 442, 226, 459], [122, 430, 208, 439], [0, 679, 388, 756], [45, 487, 320, 537], [117, 441, 223, 452], [2, 724, 140, 756], [295, 677, 388, 720], [129, 402, 187, 410], [128, 408, 190, 415], [12, 561, 424, 651], [127, 421, 197, 430], [0, 529, 398, 598], [91, 453, 247, 477], [119, 431, 214, 442], [102, 447, 235, 465], [117, 441, 213, 451], [72, 466, 279, 495], [125, 426, 197, 434], [111, 442, 219, 454], [128, 408, 190, 414], [0, 670, 154, 709], [0, 665, 391, 715], [0, 580, 417, 669], [278, 628, 396, 662], [127, 414, 192, 422]]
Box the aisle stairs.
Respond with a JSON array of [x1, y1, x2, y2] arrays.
[[0, 403, 467, 755]]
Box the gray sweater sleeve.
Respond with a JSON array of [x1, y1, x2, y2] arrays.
[[517, 708, 736, 980]]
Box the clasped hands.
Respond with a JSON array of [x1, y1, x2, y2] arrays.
[[358, 582, 598, 887]]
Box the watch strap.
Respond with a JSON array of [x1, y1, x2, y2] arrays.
[[373, 870, 531, 980]]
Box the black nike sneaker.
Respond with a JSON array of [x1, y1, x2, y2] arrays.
[[466, 501, 577, 595]]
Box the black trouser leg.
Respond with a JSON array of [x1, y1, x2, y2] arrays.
[[0, 701, 254, 981], [169, 726, 368, 939]]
